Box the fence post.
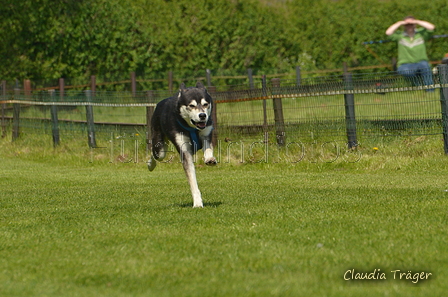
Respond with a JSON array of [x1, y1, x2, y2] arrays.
[[271, 78, 286, 146], [391, 57, 397, 71], [248, 68, 254, 89], [59, 78, 65, 101], [84, 90, 97, 148], [262, 75, 268, 136], [1, 80, 6, 138], [12, 87, 20, 141], [49, 90, 60, 147], [131, 72, 136, 97], [296, 66, 301, 86], [168, 71, 173, 93], [206, 69, 212, 87], [24, 79, 32, 96], [208, 85, 218, 146], [344, 72, 358, 149], [438, 64, 448, 154], [146, 91, 155, 153], [90, 75, 96, 95]]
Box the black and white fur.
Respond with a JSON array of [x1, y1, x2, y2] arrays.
[[147, 82, 217, 208]]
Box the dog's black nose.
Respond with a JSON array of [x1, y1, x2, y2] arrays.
[[199, 113, 207, 120]]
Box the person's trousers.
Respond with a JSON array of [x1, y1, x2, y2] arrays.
[[397, 61, 434, 91]]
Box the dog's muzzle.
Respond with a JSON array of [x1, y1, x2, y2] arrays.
[[192, 119, 207, 129], [191, 113, 207, 129]]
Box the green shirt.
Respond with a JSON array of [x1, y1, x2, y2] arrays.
[[389, 28, 433, 66]]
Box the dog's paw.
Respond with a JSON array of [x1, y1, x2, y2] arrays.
[[193, 203, 204, 208], [205, 157, 217, 166], [147, 157, 157, 171]]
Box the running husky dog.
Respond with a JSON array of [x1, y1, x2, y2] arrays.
[[147, 82, 217, 208]]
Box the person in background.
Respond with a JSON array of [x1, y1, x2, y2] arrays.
[[386, 16, 435, 91]]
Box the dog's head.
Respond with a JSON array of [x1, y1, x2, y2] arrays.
[[178, 82, 212, 130]]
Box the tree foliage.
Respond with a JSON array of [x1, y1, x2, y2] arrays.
[[1, 0, 448, 83]]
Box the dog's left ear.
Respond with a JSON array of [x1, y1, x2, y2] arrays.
[[196, 82, 205, 89], [178, 83, 186, 98]]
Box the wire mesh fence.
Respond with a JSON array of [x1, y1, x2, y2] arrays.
[[216, 91, 442, 142], [2, 67, 448, 157]]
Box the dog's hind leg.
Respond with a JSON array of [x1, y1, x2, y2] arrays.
[[147, 128, 168, 171], [147, 140, 168, 171], [147, 155, 157, 171]]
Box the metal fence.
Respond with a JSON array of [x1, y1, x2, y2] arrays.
[[2, 66, 448, 157]]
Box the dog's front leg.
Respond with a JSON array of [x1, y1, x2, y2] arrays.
[[202, 139, 217, 166], [199, 127, 217, 165], [176, 134, 203, 207], [204, 148, 217, 165], [181, 151, 203, 208]]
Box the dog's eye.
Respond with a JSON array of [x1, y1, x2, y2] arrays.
[[203, 103, 209, 107], [189, 104, 195, 108]]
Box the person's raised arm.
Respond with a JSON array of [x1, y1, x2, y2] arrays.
[[386, 21, 405, 36], [413, 19, 435, 31]]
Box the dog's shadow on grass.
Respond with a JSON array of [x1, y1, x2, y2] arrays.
[[177, 201, 223, 208]]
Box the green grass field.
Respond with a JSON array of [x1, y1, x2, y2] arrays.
[[1, 136, 448, 296]]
